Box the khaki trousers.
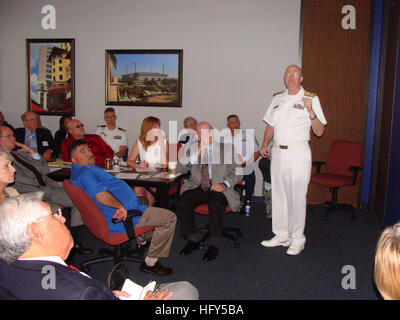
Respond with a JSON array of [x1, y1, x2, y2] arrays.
[[135, 206, 177, 259]]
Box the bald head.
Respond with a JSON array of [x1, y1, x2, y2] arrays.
[[197, 121, 213, 145], [284, 64, 304, 94], [66, 119, 85, 139]]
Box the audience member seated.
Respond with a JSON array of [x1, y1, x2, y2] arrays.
[[223, 114, 260, 210], [176, 121, 242, 262], [61, 119, 114, 166], [54, 115, 72, 159], [96, 107, 128, 159], [0, 150, 18, 201], [0, 192, 198, 300], [14, 111, 55, 162], [0, 110, 14, 131], [179, 116, 198, 145], [69, 139, 177, 276], [126, 116, 169, 205], [374, 221, 400, 300], [0, 125, 88, 254]]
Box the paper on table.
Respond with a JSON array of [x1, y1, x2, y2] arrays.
[[116, 172, 139, 179], [119, 279, 156, 300], [135, 166, 157, 172]]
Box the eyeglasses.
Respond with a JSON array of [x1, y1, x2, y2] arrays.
[[74, 124, 84, 129], [36, 208, 63, 222]]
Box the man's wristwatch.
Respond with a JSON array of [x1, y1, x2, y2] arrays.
[[310, 114, 317, 121]]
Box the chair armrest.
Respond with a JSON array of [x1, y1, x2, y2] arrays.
[[349, 166, 363, 185], [112, 209, 143, 240], [312, 161, 326, 174]]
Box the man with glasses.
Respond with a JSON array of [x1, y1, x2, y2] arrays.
[[61, 119, 114, 166], [0, 192, 198, 299], [260, 65, 327, 256], [96, 107, 128, 159], [14, 111, 55, 162]]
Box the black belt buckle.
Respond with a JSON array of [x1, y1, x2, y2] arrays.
[[279, 145, 288, 149]]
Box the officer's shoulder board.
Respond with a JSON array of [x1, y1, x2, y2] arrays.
[[304, 91, 316, 98], [97, 125, 106, 128], [273, 89, 285, 97], [118, 127, 127, 132]]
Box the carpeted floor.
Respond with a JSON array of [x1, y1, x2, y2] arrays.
[[69, 199, 384, 300]]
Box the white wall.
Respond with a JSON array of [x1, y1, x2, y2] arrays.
[[0, 0, 301, 196]]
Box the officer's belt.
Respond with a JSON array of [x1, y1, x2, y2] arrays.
[[274, 141, 309, 150]]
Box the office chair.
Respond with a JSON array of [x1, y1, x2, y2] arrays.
[[194, 184, 244, 249], [308, 140, 363, 219], [62, 180, 155, 272]]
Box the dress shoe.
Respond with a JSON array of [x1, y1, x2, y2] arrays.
[[260, 236, 291, 248], [74, 242, 92, 254], [286, 242, 305, 256], [202, 245, 219, 262], [180, 240, 200, 256], [107, 262, 129, 291], [140, 261, 173, 276]]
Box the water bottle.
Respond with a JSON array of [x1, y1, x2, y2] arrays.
[[113, 156, 120, 171], [244, 200, 251, 216]]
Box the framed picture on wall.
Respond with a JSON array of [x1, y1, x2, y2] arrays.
[[105, 49, 183, 107], [26, 38, 75, 116]]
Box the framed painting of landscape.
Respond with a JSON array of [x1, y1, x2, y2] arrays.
[[106, 49, 183, 107]]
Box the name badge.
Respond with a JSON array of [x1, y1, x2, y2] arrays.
[[114, 136, 122, 140], [42, 141, 49, 146]]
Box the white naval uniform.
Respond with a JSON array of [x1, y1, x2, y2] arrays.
[[95, 125, 127, 154], [263, 86, 327, 245]]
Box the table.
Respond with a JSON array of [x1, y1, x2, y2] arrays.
[[48, 166, 183, 209]]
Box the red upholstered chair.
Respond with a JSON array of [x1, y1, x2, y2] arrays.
[[194, 184, 244, 249], [308, 140, 363, 219], [62, 180, 154, 272]]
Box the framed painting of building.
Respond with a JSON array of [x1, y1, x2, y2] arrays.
[[105, 49, 183, 107], [26, 38, 75, 116]]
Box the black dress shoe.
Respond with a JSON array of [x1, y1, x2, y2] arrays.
[[107, 262, 129, 291], [203, 245, 219, 262], [140, 261, 173, 276], [180, 240, 200, 256], [74, 242, 92, 254]]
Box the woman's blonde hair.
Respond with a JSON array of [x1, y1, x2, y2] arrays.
[[374, 222, 400, 299], [0, 150, 12, 162], [139, 116, 161, 151]]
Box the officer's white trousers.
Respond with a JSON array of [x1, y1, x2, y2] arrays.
[[270, 143, 311, 245]]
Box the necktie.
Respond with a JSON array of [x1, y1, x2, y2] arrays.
[[201, 163, 211, 191], [11, 152, 46, 186]]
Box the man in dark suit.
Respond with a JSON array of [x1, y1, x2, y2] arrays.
[[14, 111, 55, 162], [0, 192, 198, 300], [176, 121, 242, 262]]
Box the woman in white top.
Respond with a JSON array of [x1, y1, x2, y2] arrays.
[[0, 150, 18, 203], [127, 116, 169, 169], [127, 117, 169, 205]]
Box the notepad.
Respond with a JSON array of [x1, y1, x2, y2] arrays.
[[119, 279, 156, 300], [115, 172, 140, 179]]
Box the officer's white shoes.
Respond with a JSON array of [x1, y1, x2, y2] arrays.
[[286, 242, 305, 255], [260, 236, 291, 248]]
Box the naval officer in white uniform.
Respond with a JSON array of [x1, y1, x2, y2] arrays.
[[96, 107, 128, 159], [260, 65, 327, 255]]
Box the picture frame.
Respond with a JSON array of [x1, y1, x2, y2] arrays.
[[26, 38, 75, 116], [106, 49, 183, 107]]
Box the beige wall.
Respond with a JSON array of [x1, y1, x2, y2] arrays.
[[0, 0, 301, 195]]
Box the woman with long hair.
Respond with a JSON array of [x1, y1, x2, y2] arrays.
[[127, 117, 169, 206]]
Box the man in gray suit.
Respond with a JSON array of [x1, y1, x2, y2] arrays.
[[0, 125, 88, 253], [176, 121, 242, 262]]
